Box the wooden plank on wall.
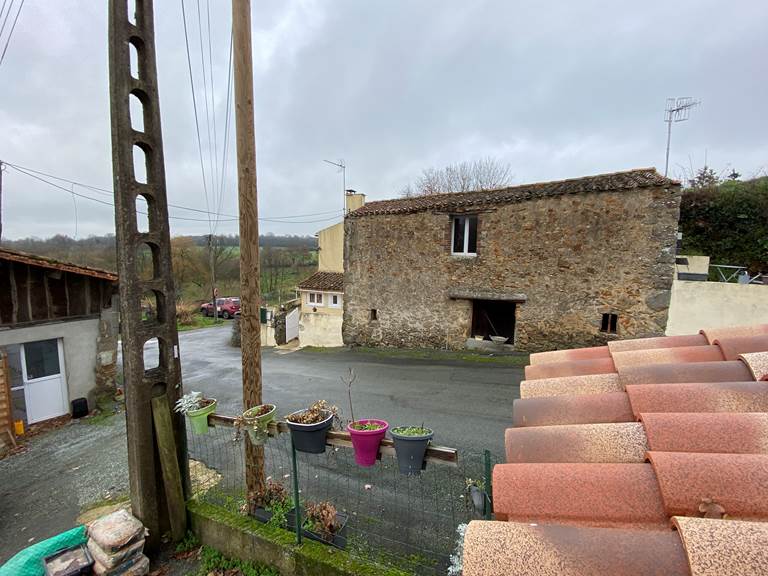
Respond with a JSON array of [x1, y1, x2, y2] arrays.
[[0, 352, 14, 441]]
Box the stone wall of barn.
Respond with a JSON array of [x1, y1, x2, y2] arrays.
[[343, 186, 681, 352]]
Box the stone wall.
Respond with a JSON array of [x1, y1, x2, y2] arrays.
[[343, 186, 681, 352]]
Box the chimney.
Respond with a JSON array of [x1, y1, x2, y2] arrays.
[[345, 189, 365, 213]]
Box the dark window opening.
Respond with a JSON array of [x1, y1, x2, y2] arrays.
[[471, 300, 516, 344], [370, 309, 378, 321], [601, 313, 618, 334], [452, 215, 478, 254]]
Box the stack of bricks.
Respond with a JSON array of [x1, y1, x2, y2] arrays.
[[87, 509, 149, 576]]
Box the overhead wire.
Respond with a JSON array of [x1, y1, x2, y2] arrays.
[[214, 26, 234, 234], [0, 0, 23, 66], [205, 0, 220, 229], [194, 0, 214, 235], [0, 0, 14, 41]]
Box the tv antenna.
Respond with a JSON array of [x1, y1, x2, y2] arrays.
[[664, 97, 699, 177], [323, 159, 346, 214]]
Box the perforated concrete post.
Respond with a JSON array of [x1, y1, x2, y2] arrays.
[[108, 0, 188, 549]]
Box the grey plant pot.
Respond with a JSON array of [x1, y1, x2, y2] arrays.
[[391, 428, 434, 475], [286, 410, 333, 454], [469, 485, 486, 515]]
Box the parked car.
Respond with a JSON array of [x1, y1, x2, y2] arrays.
[[200, 298, 240, 319]]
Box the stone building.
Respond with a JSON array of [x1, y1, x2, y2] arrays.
[[343, 168, 681, 352]]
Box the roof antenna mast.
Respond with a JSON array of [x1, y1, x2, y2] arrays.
[[323, 159, 346, 214], [664, 97, 699, 177]]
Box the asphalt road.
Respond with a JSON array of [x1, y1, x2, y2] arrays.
[[0, 325, 521, 566]]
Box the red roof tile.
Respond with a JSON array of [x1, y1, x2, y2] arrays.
[[0, 247, 117, 281], [529, 345, 611, 366], [492, 463, 668, 529], [641, 413, 768, 455], [626, 382, 768, 417], [713, 335, 768, 361], [348, 168, 679, 218], [648, 452, 768, 521], [519, 373, 622, 399], [463, 521, 691, 576], [611, 345, 724, 371], [740, 352, 768, 381], [512, 393, 634, 427], [608, 333, 709, 353], [505, 423, 647, 464], [297, 271, 344, 292], [673, 516, 768, 576], [700, 324, 768, 345], [618, 360, 754, 387], [524, 357, 616, 381]]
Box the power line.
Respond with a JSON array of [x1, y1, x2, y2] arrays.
[[214, 28, 234, 234], [0, 0, 23, 66]]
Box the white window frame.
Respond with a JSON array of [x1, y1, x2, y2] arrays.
[[451, 215, 477, 256], [328, 293, 342, 308], [308, 292, 324, 306]]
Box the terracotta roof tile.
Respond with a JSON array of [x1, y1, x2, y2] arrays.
[[492, 463, 668, 529], [520, 373, 622, 399], [524, 357, 616, 381], [296, 271, 344, 292], [648, 452, 768, 521], [641, 413, 768, 455], [700, 324, 768, 345], [0, 246, 118, 281], [673, 516, 768, 576], [713, 335, 768, 361], [505, 423, 648, 464], [627, 382, 768, 417], [618, 360, 754, 387], [463, 521, 691, 576], [348, 168, 678, 218], [608, 333, 709, 353], [611, 345, 724, 371], [739, 351, 768, 381], [512, 393, 634, 427], [529, 345, 611, 366]]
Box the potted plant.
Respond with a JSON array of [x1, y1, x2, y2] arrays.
[[391, 425, 434, 475], [249, 479, 294, 527], [286, 400, 337, 454], [174, 391, 216, 435], [465, 478, 487, 516], [343, 368, 388, 467], [302, 500, 348, 549], [239, 403, 277, 445]]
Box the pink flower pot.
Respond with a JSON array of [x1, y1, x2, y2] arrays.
[[347, 419, 389, 467]]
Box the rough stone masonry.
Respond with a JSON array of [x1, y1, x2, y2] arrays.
[[342, 168, 682, 352]]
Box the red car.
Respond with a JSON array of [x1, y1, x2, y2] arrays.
[[200, 298, 240, 319]]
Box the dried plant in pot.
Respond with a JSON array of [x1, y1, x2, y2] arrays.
[[302, 500, 348, 549], [286, 400, 337, 454], [239, 403, 276, 445], [343, 368, 388, 467], [174, 391, 217, 435], [391, 425, 434, 475], [249, 478, 294, 527]]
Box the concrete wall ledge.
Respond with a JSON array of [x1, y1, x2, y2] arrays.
[[188, 500, 408, 576]]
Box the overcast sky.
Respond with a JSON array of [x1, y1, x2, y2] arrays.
[[1, 0, 766, 240]]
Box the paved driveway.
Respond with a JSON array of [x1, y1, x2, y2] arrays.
[[0, 325, 521, 564]]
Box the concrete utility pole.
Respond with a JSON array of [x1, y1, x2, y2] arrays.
[[232, 0, 265, 506], [108, 0, 188, 548]]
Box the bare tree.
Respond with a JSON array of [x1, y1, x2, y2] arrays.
[[401, 157, 513, 197]]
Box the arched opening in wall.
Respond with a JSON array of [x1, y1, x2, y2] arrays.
[[129, 93, 145, 133], [136, 195, 149, 233], [137, 242, 159, 281], [127, 0, 137, 25], [133, 144, 148, 184], [129, 40, 140, 80], [143, 337, 161, 371], [141, 289, 165, 323]]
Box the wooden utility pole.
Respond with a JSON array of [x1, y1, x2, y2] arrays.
[[232, 0, 264, 506], [0, 161, 4, 241]]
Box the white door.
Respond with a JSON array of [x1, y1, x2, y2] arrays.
[[285, 308, 299, 342], [20, 339, 68, 424]]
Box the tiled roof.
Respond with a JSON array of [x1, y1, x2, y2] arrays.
[[463, 324, 768, 575], [348, 168, 679, 218], [297, 271, 343, 292], [0, 247, 117, 281]]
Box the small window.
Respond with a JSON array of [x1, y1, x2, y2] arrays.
[[452, 215, 478, 255], [370, 309, 378, 321], [308, 292, 323, 305], [329, 294, 341, 307], [601, 313, 618, 334]]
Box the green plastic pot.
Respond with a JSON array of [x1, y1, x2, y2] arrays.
[[186, 399, 217, 435], [242, 404, 276, 445]]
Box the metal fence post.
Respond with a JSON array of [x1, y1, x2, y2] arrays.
[[483, 449, 493, 520], [290, 436, 302, 544]]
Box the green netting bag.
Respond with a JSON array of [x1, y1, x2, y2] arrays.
[[0, 525, 87, 576]]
